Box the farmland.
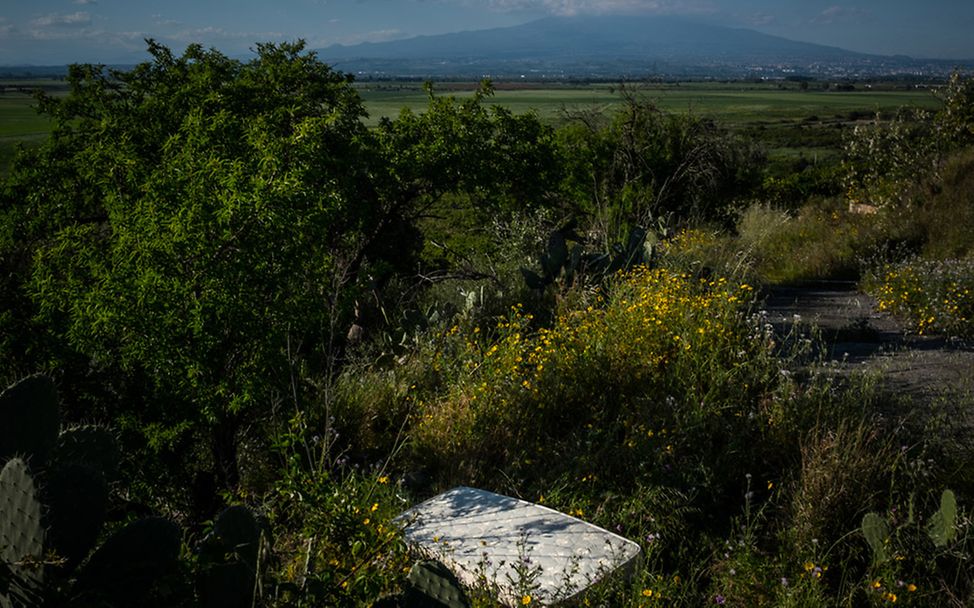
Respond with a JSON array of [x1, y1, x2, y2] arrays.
[[356, 80, 941, 125], [0, 79, 942, 174]]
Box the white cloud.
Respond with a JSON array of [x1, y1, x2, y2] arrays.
[[169, 26, 286, 43], [484, 0, 715, 16], [30, 12, 92, 28], [73, 0, 98, 5], [745, 12, 776, 27], [152, 14, 183, 28], [811, 6, 870, 25]]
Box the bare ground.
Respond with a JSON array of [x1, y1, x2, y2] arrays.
[[761, 281, 974, 408]]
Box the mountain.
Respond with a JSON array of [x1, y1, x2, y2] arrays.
[[316, 15, 959, 79]]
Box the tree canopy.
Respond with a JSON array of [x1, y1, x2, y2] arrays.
[[0, 41, 561, 490]]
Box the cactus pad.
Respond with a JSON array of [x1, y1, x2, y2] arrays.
[[212, 506, 262, 567], [0, 375, 60, 467], [43, 463, 109, 569], [72, 517, 182, 605], [404, 560, 471, 608], [197, 506, 263, 608], [861, 512, 890, 565], [928, 489, 958, 547], [0, 458, 45, 603], [197, 562, 254, 608], [53, 425, 120, 481]]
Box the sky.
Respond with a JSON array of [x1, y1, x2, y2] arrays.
[[2, 0, 974, 66]]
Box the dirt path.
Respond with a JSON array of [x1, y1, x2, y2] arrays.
[[761, 281, 974, 406]]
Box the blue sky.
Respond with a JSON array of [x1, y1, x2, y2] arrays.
[[2, 1, 973, 65]]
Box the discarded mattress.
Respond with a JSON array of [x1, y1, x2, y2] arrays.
[[397, 486, 641, 606]]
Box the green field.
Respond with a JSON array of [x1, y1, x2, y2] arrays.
[[0, 80, 943, 174], [357, 82, 942, 125], [0, 87, 56, 173]]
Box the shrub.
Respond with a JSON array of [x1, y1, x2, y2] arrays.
[[407, 267, 776, 501], [918, 148, 974, 260], [737, 200, 885, 283], [863, 258, 974, 339]]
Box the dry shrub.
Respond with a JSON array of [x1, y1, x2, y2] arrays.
[[737, 199, 884, 284], [790, 420, 895, 556]]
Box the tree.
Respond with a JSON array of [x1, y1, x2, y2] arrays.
[[556, 86, 760, 243], [0, 43, 564, 498], [3, 41, 388, 491]]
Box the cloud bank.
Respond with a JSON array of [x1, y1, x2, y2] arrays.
[[484, 0, 715, 17]]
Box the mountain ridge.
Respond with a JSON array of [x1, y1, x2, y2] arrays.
[[315, 15, 962, 78]]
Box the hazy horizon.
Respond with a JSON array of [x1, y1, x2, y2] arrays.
[[2, 1, 973, 66]]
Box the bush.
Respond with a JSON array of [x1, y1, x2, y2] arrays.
[[737, 200, 885, 283], [918, 148, 974, 259], [408, 267, 770, 492], [863, 258, 974, 339]]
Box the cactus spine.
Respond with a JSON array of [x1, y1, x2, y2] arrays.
[[0, 458, 45, 607]]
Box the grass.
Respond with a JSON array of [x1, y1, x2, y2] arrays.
[[0, 80, 942, 175], [356, 82, 941, 126], [0, 87, 55, 174]]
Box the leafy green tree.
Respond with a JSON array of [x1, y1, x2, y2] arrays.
[[0, 43, 564, 499], [372, 81, 562, 275], [2, 41, 391, 491], [936, 71, 974, 147]]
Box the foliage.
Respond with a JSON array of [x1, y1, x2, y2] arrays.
[[2, 41, 385, 491], [405, 267, 768, 493], [841, 108, 937, 210], [863, 258, 974, 339], [0, 43, 563, 501], [736, 199, 886, 283], [376, 81, 562, 219], [556, 87, 761, 242], [267, 429, 410, 607], [935, 71, 974, 147], [3, 42, 974, 608], [915, 148, 974, 260]]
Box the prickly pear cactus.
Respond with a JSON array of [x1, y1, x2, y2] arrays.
[[53, 425, 120, 481], [928, 489, 958, 547], [0, 458, 45, 607], [0, 375, 60, 467], [861, 512, 890, 565], [72, 517, 182, 605], [197, 506, 263, 608], [212, 505, 262, 567], [43, 463, 109, 570], [197, 562, 254, 608], [404, 560, 471, 608]]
